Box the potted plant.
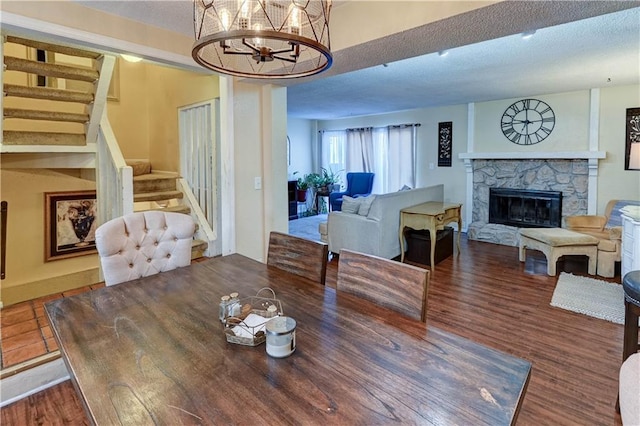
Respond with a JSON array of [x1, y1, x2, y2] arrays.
[[296, 178, 308, 202], [304, 173, 323, 191], [321, 167, 342, 192]]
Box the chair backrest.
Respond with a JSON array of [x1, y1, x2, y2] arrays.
[[267, 231, 329, 285], [337, 249, 429, 322], [96, 211, 196, 286], [346, 172, 375, 196]]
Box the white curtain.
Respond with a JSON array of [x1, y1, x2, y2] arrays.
[[346, 127, 375, 173], [321, 124, 418, 194], [387, 125, 417, 192]]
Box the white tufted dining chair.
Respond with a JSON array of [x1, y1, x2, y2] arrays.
[[95, 211, 196, 286]]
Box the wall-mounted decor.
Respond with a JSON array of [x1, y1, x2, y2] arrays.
[[501, 98, 555, 145], [438, 121, 453, 167], [45, 191, 98, 261], [625, 107, 640, 171]]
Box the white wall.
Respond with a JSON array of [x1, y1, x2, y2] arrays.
[[287, 117, 314, 179], [474, 90, 590, 153], [598, 84, 640, 212], [233, 82, 288, 262]]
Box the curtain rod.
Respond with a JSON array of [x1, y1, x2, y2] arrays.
[[319, 123, 421, 133]]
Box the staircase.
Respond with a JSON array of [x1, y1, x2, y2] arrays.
[[129, 160, 208, 259], [2, 36, 210, 255], [2, 35, 114, 153]]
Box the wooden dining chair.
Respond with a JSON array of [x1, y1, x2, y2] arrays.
[[267, 231, 329, 285], [96, 211, 196, 286], [337, 249, 430, 322]]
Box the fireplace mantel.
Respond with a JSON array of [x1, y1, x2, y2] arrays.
[[459, 151, 606, 160]]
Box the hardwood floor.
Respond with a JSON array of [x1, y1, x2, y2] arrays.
[[1, 235, 625, 425]]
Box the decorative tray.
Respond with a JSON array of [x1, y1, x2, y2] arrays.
[[223, 288, 283, 346]]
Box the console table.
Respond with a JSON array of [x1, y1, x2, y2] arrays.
[[400, 202, 462, 271]]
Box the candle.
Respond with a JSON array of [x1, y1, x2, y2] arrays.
[[265, 317, 296, 358]]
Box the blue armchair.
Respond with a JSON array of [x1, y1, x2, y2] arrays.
[[329, 172, 375, 211]]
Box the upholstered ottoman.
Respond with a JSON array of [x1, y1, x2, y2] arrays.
[[319, 221, 328, 243], [518, 228, 599, 276]]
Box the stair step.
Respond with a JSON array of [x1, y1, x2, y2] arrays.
[[133, 172, 179, 193], [2, 131, 85, 146], [4, 84, 93, 104], [7, 36, 101, 59], [191, 239, 208, 260], [134, 190, 184, 203], [4, 56, 99, 83], [146, 205, 192, 214], [4, 108, 89, 123], [126, 160, 151, 176]]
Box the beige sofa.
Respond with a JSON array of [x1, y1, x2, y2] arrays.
[[320, 184, 444, 259]]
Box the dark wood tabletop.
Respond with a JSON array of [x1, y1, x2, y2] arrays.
[[46, 254, 531, 425]]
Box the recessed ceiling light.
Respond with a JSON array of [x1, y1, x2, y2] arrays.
[[522, 30, 536, 39], [121, 54, 143, 63]]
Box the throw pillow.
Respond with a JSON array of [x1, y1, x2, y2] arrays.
[[341, 196, 361, 214], [357, 195, 376, 216]]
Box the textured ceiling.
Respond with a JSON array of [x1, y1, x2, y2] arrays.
[[287, 6, 640, 119], [73, 1, 640, 120]]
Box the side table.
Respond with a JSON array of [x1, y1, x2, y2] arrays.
[[399, 202, 462, 271]]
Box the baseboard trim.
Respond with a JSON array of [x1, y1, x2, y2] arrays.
[[0, 356, 69, 407], [2, 267, 99, 306]]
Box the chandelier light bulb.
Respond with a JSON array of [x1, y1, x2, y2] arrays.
[[253, 23, 263, 47], [220, 9, 231, 31], [289, 6, 301, 35]]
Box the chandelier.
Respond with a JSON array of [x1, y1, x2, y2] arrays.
[[193, 0, 332, 79]]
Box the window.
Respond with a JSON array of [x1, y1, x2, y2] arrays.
[[321, 124, 418, 194], [321, 130, 346, 187]]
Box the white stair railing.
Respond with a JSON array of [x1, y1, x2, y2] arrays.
[[96, 113, 133, 225], [86, 54, 115, 146], [177, 178, 217, 257], [179, 99, 220, 256]]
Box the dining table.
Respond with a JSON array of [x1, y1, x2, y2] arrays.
[[46, 254, 531, 425]]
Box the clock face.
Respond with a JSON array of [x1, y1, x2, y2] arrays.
[[501, 98, 556, 145]]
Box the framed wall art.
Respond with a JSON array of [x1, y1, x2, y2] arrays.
[[45, 190, 98, 261], [625, 107, 640, 170], [438, 121, 453, 167]]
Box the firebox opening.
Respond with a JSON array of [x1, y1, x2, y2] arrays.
[[489, 188, 562, 228]]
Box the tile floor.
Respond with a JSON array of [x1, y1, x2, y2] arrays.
[[0, 283, 105, 369]]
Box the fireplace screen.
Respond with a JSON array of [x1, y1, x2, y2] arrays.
[[489, 188, 562, 228]]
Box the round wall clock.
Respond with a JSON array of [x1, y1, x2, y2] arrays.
[[501, 98, 556, 145]]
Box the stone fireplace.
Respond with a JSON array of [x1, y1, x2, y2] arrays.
[[466, 158, 593, 246]]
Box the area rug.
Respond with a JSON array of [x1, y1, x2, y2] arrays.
[[288, 214, 327, 242], [551, 272, 624, 324]]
